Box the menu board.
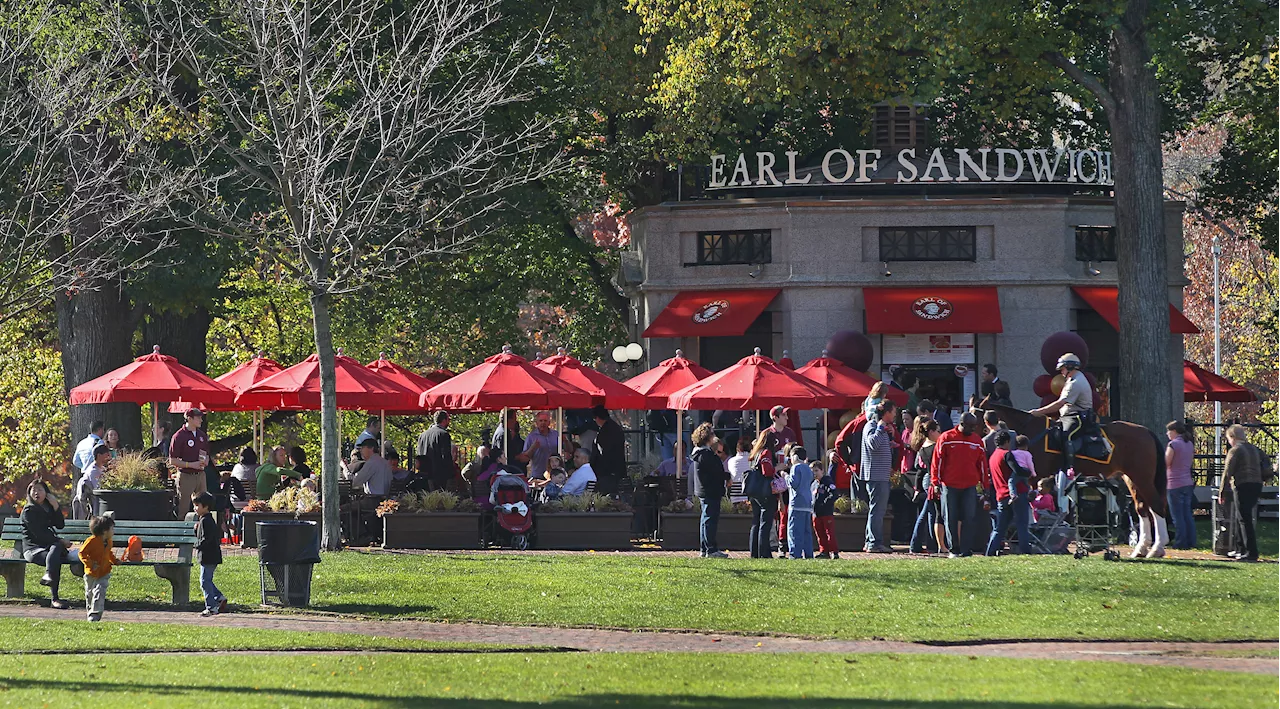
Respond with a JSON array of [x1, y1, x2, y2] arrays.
[[880, 334, 975, 365]]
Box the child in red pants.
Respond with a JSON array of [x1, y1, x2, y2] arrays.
[[813, 458, 840, 559]]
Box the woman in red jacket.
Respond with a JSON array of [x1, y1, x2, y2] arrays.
[[930, 412, 988, 558]]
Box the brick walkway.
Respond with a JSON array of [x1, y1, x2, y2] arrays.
[[0, 605, 1272, 674]]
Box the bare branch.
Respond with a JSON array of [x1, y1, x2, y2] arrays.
[[1042, 51, 1117, 117]]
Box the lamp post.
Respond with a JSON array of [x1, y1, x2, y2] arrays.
[[612, 342, 645, 456], [1212, 235, 1222, 457]]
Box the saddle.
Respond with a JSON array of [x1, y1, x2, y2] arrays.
[[1044, 414, 1113, 465]]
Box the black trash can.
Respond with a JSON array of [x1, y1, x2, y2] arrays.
[[256, 520, 321, 607]]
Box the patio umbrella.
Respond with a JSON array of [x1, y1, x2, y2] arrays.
[[419, 347, 594, 462], [70, 345, 237, 444], [621, 350, 714, 409], [236, 351, 420, 411], [1183, 360, 1255, 403], [169, 353, 284, 460], [667, 349, 853, 412], [794, 351, 907, 448], [535, 349, 646, 410]]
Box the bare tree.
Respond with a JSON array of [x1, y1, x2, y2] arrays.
[[120, 0, 559, 548]]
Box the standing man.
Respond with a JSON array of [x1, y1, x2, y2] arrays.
[[415, 411, 456, 491], [491, 410, 527, 473], [590, 406, 626, 496], [980, 364, 1000, 398], [860, 401, 897, 553], [354, 416, 381, 447], [985, 430, 1032, 556], [72, 421, 105, 475], [169, 409, 209, 519], [981, 411, 1004, 458], [522, 411, 564, 481], [930, 412, 987, 558]]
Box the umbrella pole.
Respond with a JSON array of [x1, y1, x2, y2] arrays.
[[501, 407, 508, 462], [557, 407, 564, 457], [822, 409, 828, 455], [152, 403, 159, 447], [380, 410, 386, 457], [755, 410, 760, 439], [675, 412, 683, 479]]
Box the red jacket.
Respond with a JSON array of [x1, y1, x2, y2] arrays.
[[931, 428, 987, 490]]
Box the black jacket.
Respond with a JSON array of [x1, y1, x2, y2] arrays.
[[415, 424, 454, 480], [813, 475, 838, 517], [195, 513, 223, 566], [691, 446, 728, 499], [591, 418, 627, 479], [20, 501, 64, 551]]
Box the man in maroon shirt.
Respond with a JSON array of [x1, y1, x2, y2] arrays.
[[169, 408, 209, 519], [985, 430, 1032, 556]]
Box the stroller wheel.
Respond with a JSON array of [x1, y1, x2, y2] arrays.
[[1073, 550, 1087, 559], [512, 534, 528, 551], [1104, 550, 1120, 561]]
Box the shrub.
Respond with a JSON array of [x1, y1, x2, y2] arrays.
[[391, 490, 478, 513], [243, 499, 270, 513], [662, 498, 693, 513], [375, 499, 400, 518], [544, 493, 632, 513], [833, 496, 852, 515], [97, 453, 167, 491], [267, 487, 320, 515]]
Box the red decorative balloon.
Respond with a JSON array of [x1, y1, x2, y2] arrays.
[[1040, 332, 1090, 373], [1032, 374, 1053, 398], [1083, 371, 1097, 388], [825, 330, 874, 373], [1040, 394, 1058, 407]]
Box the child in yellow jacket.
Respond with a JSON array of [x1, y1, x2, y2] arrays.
[[78, 515, 119, 622]]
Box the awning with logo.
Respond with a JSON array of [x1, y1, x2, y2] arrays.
[[863, 287, 1003, 334], [643, 289, 781, 338], [1071, 286, 1201, 334]]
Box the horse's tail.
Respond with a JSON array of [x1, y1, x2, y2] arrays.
[[1148, 428, 1168, 515]]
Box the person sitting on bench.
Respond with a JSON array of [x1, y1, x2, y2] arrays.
[[20, 481, 84, 609]]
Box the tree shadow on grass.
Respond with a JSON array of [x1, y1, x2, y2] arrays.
[[0, 677, 1208, 709]]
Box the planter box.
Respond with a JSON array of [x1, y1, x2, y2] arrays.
[[382, 513, 481, 550], [92, 490, 174, 521], [833, 513, 893, 552], [660, 513, 753, 551], [535, 513, 633, 550], [241, 512, 322, 548]]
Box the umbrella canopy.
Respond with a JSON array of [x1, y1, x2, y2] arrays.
[[419, 348, 594, 412], [534, 349, 646, 409], [794, 352, 908, 407], [1183, 360, 1255, 403], [622, 350, 714, 409], [236, 352, 420, 411], [70, 345, 236, 407], [169, 354, 284, 413], [366, 355, 450, 415], [422, 368, 456, 385], [667, 349, 854, 411]]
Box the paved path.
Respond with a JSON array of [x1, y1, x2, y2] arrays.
[[1, 606, 1273, 675]]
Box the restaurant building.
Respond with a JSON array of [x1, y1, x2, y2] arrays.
[[621, 107, 1194, 421]]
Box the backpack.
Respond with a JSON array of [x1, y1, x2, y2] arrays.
[[744, 456, 774, 499]]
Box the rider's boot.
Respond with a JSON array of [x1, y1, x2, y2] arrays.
[[1062, 438, 1077, 474]]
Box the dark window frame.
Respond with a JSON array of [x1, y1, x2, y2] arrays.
[[878, 227, 976, 262], [695, 229, 772, 266], [1075, 226, 1116, 262]]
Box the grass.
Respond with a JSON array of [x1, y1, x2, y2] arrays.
[[1191, 517, 1278, 553], [11, 551, 1275, 642], [0, 618, 526, 654], [0, 652, 1270, 708]]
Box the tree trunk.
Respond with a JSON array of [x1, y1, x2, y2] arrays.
[[1107, 0, 1172, 431], [56, 287, 142, 451], [310, 289, 342, 550], [142, 306, 213, 440]]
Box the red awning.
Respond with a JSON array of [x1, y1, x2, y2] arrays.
[[1072, 287, 1201, 334], [1183, 360, 1255, 403], [863, 287, 1003, 334], [643, 289, 780, 338]]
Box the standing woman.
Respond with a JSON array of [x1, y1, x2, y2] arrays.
[[1164, 421, 1196, 549], [20, 481, 84, 609], [908, 418, 946, 555], [1219, 425, 1265, 562], [747, 427, 783, 558]]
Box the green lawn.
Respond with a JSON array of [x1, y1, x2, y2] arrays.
[[0, 652, 1269, 709], [0, 618, 524, 654], [9, 551, 1275, 642], [1192, 518, 1278, 553]]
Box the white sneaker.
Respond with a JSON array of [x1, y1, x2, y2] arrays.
[[200, 608, 219, 617]]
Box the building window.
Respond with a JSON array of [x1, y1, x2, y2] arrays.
[[1075, 226, 1116, 262], [879, 227, 976, 262], [696, 230, 772, 265]]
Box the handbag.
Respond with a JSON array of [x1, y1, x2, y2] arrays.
[[744, 456, 774, 499]]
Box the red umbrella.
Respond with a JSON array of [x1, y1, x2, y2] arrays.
[[423, 368, 456, 385], [794, 352, 908, 407], [621, 350, 714, 409], [236, 352, 419, 411], [668, 349, 854, 411], [419, 348, 594, 412], [534, 349, 646, 409], [169, 353, 284, 413], [71, 345, 236, 407], [1183, 360, 1255, 403]]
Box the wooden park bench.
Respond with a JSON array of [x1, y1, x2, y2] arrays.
[[1, 518, 195, 605]]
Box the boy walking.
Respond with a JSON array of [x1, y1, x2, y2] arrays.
[[193, 492, 227, 616], [78, 515, 119, 622]]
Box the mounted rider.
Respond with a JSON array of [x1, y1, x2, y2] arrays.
[[1030, 353, 1094, 472]]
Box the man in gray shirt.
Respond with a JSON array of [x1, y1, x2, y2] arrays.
[[860, 401, 897, 553], [353, 439, 392, 497]]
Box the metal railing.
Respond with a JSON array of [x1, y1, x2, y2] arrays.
[[1188, 421, 1277, 487]]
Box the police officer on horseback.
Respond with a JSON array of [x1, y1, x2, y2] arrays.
[[1030, 353, 1094, 472]]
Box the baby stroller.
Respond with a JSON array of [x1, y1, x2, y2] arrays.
[[1068, 478, 1123, 561], [489, 473, 532, 550], [1026, 505, 1074, 555]]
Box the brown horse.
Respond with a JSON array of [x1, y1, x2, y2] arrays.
[[990, 405, 1169, 558]]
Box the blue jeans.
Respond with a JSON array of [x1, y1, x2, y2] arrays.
[[698, 496, 721, 554], [865, 480, 890, 549], [200, 564, 224, 611], [942, 486, 978, 556], [910, 474, 937, 553], [986, 494, 1031, 556], [1167, 485, 1197, 549], [788, 510, 814, 558], [749, 496, 777, 558]]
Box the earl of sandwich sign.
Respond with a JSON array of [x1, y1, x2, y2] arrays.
[[708, 146, 1113, 189]]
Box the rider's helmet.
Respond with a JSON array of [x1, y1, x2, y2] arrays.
[[1055, 353, 1082, 371]]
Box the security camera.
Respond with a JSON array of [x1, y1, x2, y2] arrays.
[[882, 261, 892, 278], [748, 264, 762, 279]]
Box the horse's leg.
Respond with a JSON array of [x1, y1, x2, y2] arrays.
[[1148, 512, 1168, 558], [1119, 473, 1154, 557]]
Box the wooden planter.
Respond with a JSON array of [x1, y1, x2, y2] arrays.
[[833, 512, 893, 551], [241, 512, 322, 548], [93, 490, 174, 521], [535, 513, 633, 550], [382, 513, 481, 550], [660, 513, 754, 551]]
